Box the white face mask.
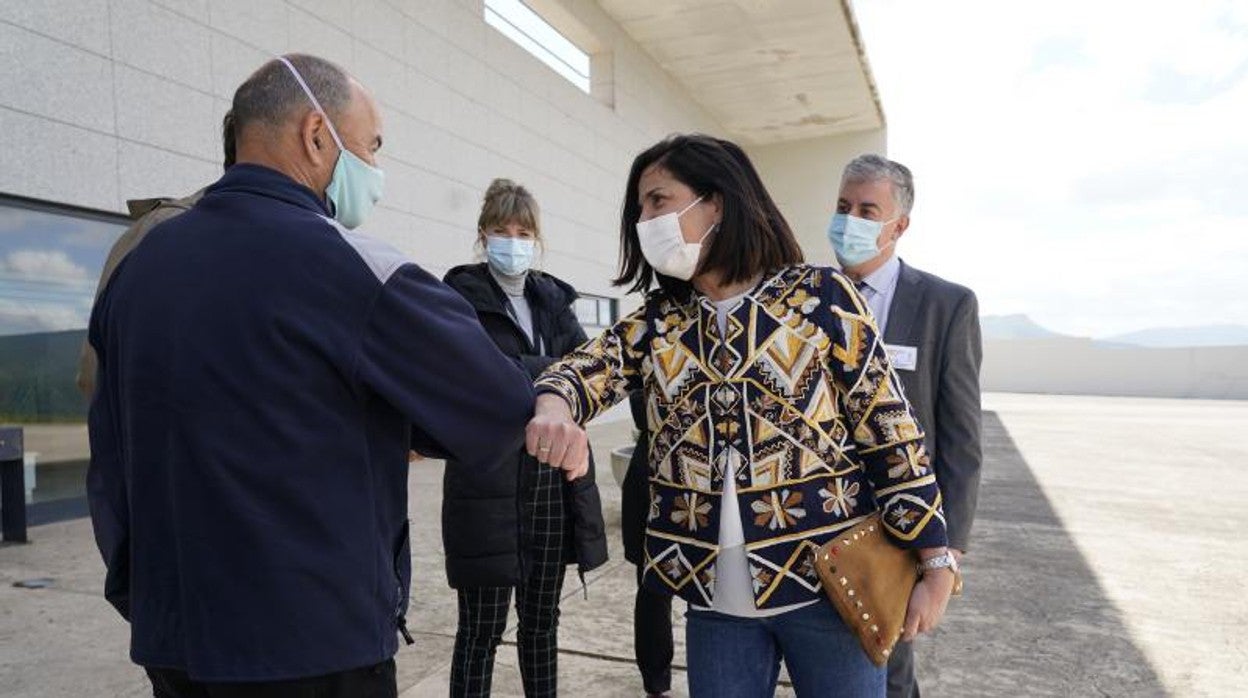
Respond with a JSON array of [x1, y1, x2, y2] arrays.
[[636, 195, 716, 281]]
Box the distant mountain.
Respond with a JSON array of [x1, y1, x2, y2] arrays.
[[980, 314, 1063, 340], [979, 315, 1248, 348], [1100, 324, 1248, 348]]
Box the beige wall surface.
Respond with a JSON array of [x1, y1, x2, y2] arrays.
[[746, 129, 888, 266], [0, 0, 730, 299], [983, 338, 1248, 399], [2, 0, 890, 303]]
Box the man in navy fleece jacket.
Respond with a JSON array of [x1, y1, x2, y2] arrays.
[[87, 54, 537, 696]]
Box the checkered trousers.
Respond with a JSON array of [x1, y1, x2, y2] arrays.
[[450, 460, 568, 697]]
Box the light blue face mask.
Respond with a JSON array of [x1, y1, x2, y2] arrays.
[[278, 57, 385, 229], [827, 213, 897, 267], [486, 236, 536, 276]]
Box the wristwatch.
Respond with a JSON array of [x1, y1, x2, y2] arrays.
[[919, 553, 964, 596]]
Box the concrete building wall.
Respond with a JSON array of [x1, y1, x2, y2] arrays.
[[983, 339, 1248, 399], [746, 129, 888, 265], [0, 0, 729, 298]]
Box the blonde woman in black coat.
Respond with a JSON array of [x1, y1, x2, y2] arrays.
[[442, 178, 608, 697]]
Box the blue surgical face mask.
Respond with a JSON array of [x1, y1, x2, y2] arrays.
[[827, 213, 898, 267], [278, 57, 385, 229], [323, 147, 385, 229], [486, 236, 536, 276]]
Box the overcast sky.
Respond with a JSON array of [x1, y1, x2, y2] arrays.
[[853, 0, 1248, 337], [0, 208, 117, 336]]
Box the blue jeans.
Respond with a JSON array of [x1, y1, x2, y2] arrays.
[[685, 599, 885, 698]]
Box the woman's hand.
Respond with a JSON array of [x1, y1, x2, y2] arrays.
[[901, 557, 956, 642], [526, 393, 589, 481]]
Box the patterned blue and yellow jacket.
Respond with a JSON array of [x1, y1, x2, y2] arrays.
[[537, 264, 948, 610]]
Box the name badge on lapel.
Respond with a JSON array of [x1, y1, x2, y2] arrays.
[[884, 344, 918, 372]]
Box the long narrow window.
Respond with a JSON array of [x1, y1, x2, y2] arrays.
[[0, 194, 127, 512], [485, 0, 591, 92]]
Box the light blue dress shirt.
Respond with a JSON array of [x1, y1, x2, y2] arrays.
[[856, 254, 902, 334]]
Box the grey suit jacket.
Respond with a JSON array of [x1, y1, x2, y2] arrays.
[[882, 260, 983, 551]]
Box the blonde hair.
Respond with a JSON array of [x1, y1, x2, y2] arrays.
[[477, 178, 540, 239]]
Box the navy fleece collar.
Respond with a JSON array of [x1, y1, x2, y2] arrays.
[[207, 163, 331, 217]]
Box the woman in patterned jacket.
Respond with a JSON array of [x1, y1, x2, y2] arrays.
[[527, 135, 959, 697]]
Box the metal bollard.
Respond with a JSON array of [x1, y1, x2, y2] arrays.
[[0, 426, 28, 543]]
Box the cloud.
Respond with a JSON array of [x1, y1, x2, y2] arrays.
[[853, 0, 1248, 337], [0, 249, 93, 287], [1142, 60, 1248, 106], [0, 250, 95, 336], [1072, 148, 1248, 215], [0, 298, 88, 336], [1027, 36, 1090, 74]]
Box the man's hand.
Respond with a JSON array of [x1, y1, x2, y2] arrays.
[[901, 551, 956, 642], [526, 393, 589, 481], [408, 451, 426, 463]]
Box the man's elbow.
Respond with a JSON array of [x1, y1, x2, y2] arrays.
[[474, 372, 535, 465], [502, 377, 536, 438], [502, 357, 538, 416]]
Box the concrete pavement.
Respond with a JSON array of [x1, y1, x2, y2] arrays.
[[2, 393, 1246, 696]]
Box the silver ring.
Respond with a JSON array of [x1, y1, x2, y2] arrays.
[[538, 446, 552, 453]]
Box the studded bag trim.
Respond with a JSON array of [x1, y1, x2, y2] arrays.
[[813, 511, 919, 666]]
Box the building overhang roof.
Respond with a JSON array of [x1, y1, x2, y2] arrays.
[[598, 0, 885, 144]]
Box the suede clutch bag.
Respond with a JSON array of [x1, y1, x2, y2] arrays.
[[813, 513, 918, 666]]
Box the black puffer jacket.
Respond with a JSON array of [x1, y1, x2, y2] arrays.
[[441, 263, 609, 588]]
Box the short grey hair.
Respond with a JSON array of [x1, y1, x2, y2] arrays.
[[842, 154, 915, 215], [230, 53, 352, 137]]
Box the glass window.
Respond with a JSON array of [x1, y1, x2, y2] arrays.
[[575, 294, 618, 332], [0, 195, 127, 509], [485, 0, 592, 93], [574, 296, 599, 327], [597, 298, 616, 327]]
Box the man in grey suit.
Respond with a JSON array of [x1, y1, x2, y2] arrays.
[[828, 154, 983, 698]]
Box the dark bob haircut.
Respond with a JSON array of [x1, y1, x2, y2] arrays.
[[613, 133, 803, 297]]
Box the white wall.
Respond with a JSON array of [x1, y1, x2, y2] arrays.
[[746, 129, 887, 265], [983, 339, 1248, 399], [0, 0, 728, 299]]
